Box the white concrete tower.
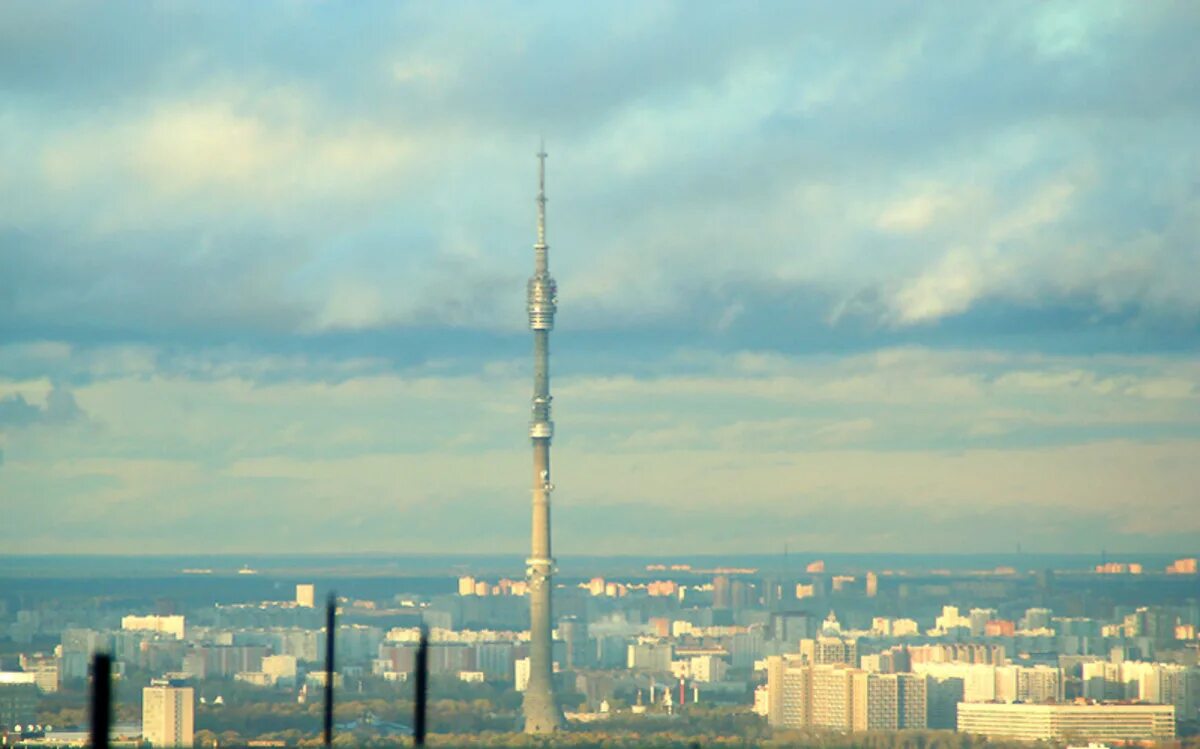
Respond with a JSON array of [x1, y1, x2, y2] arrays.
[[523, 144, 564, 734]]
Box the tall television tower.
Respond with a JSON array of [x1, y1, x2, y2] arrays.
[[523, 144, 564, 734]]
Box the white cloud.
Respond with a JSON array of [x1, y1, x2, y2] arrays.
[[2, 343, 1197, 551], [38, 91, 418, 231]]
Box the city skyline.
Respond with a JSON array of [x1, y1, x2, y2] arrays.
[[2, 2, 1200, 555]]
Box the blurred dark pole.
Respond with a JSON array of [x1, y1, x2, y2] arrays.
[[90, 653, 112, 749], [414, 626, 428, 746], [324, 593, 336, 748]]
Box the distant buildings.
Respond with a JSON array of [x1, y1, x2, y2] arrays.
[[957, 702, 1174, 742], [672, 654, 727, 683], [295, 584, 315, 608], [142, 682, 194, 748], [1081, 660, 1199, 717], [1020, 607, 1053, 631], [628, 641, 673, 672], [871, 617, 919, 637], [914, 663, 1063, 704], [1095, 562, 1144, 574], [0, 682, 39, 732], [712, 576, 731, 610], [934, 606, 970, 633], [9, 552, 1200, 744], [772, 644, 1183, 740], [852, 672, 927, 731], [181, 645, 269, 680], [17, 653, 58, 693], [122, 615, 185, 640], [456, 576, 529, 597], [260, 654, 298, 686], [967, 608, 997, 637], [60, 629, 108, 681], [798, 636, 857, 666], [1166, 557, 1198, 575]]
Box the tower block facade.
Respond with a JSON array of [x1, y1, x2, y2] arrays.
[[523, 147, 565, 734]]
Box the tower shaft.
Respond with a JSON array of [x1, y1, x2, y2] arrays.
[[523, 147, 563, 734]]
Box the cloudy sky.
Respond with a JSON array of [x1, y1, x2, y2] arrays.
[[2, 2, 1198, 556]]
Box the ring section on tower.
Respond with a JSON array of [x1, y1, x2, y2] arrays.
[[527, 273, 557, 330]]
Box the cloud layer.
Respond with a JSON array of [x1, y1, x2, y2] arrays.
[[1, 1, 1198, 553]]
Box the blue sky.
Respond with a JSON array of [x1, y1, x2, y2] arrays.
[[1, 1, 1198, 555]]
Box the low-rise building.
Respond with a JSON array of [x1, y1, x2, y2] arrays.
[[957, 702, 1174, 742]]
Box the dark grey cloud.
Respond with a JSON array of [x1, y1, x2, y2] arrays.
[[0, 384, 84, 427]]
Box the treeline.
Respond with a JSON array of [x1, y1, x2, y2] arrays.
[[184, 732, 1200, 749]]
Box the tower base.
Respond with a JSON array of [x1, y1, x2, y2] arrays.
[[522, 689, 564, 734]]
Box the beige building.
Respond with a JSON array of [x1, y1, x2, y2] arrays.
[[295, 584, 315, 608], [262, 654, 298, 686], [627, 641, 673, 672], [17, 654, 59, 693], [957, 702, 1174, 742], [798, 636, 857, 666], [515, 657, 531, 692], [915, 662, 1062, 704], [122, 615, 185, 640], [852, 673, 927, 731], [234, 671, 271, 686], [811, 665, 854, 730], [142, 683, 194, 748], [766, 658, 926, 731], [689, 654, 728, 683]]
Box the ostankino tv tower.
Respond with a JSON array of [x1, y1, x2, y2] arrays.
[[522, 145, 565, 734]]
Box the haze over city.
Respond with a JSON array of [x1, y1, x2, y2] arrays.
[[2, 2, 1199, 557]]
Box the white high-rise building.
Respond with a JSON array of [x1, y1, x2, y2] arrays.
[[515, 657, 531, 692], [765, 658, 926, 731], [689, 655, 728, 683], [934, 606, 969, 633], [968, 608, 997, 637], [142, 683, 194, 748]]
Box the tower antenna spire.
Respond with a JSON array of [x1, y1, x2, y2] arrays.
[[536, 139, 548, 255]]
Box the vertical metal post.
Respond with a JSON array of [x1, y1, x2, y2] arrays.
[[413, 626, 428, 746], [90, 653, 111, 749], [324, 593, 336, 747]]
